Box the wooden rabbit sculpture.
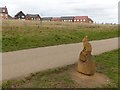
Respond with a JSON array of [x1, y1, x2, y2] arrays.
[[77, 36, 96, 75]]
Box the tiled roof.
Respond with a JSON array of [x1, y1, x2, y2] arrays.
[[41, 17, 52, 20], [74, 16, 88, 20], [51, 17, 61, 21], [26, 14, 40, 18], [15, 11, 25, 17], [61, 16, 75, 20], [8, 14, 12, 18]]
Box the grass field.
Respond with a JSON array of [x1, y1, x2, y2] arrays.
[[2, 49, 119, 88], [2, 20, 118, 52]]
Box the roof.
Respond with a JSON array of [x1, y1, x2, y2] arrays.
[[41, 17, 52, 20], [51, 17, 61, 21], [0, 6, 8, 14], [26, 14, 40, 18], [88, 18, 93, 22], [15, 11, 25, 17], [74, 16, 88, 20], [8, 14, 13, 19], [61, 16, 75, 20]]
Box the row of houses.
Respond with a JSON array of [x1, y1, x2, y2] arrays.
[[14, 11, 41, 20], [0, 6, 93, 23], [0, 6, 41, 20], [42, 16, 93, 23]]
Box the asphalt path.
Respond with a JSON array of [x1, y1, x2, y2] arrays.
[[2, 37, 119, 81]]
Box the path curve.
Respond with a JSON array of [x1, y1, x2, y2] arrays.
[[2, 37, 119, 81]]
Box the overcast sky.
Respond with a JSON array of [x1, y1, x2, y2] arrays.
[[0, 0, 119, 23]]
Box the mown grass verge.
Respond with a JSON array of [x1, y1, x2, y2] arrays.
[[2, 49, 119, 88]]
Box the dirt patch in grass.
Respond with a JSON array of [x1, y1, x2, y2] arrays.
[[69, 67, 111, 88]]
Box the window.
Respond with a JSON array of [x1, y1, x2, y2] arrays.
[[80, 19, 82, 21], [83, 19, 86, 21], [5, 14, 8, 16], [3, 10, 5, 12], [74, 20, 76, 22], [89, 21, 92, 23], [22, 16, 24, 18]]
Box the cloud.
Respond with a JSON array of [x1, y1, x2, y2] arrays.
[[0, 0, 119, 23]]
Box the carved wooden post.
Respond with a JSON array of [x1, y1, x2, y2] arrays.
[[77, 36, 96, 75]]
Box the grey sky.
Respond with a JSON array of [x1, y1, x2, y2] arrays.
[[0, 0, 119, 23]]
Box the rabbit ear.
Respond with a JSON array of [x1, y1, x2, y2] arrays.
[[84, 36, 88, 40], [85, 35, 88, 38], [82, 35, 88, 42]]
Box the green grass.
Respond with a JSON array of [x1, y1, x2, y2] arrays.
[[2, 20, 118, 52], [95, 49, 119, 87], [2, 49, 119, 88]]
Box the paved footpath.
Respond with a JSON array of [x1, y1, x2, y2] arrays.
[[2, 37, 119, 81]]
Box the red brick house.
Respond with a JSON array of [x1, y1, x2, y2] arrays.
[[0, 6, 9, 19], [26, 14, 41, 20], [51, 17, 61, 22], [74, 16, 93, 23]]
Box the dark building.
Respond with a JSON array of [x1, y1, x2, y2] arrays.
[[61, 16, 75, 22], [26, 14, 41, 20], [41, 17, 52, 22], [0, 6, 9, 19], [74, 16, 93, 23], [14, 11, 26, 19]]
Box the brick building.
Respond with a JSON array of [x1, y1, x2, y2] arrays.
[[0, 6, 9, 19], [26, 14, 41, 20], [74, 16, 93, 23]]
